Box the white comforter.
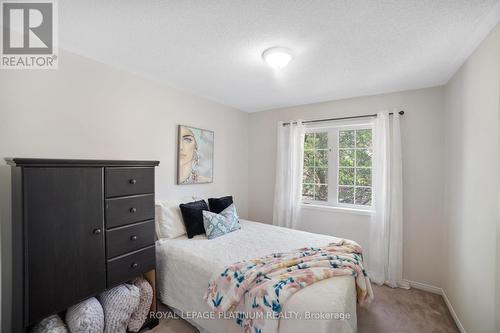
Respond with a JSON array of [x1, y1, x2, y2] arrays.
[[156, 220, 357, 333]]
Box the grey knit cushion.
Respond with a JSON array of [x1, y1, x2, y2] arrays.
[[128, 277, 154, 332], [30, 314, 68, 333], [65, 297, 104, 333], [98, 284, 140, 333]]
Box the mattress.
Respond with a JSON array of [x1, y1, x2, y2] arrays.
[[156, 220, 357, 333]]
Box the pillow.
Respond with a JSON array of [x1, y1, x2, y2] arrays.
[[202, 203, 241, 239], [65, 297, 104, 333], [179, 200, 209, 238], [128, 277, 154, 332], [31, 314, 68, 333], [155, 200, 187, 239], [208, 196, 233, 214], [98, 284, 140, 333]]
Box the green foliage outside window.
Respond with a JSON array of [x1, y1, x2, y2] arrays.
[[302, 132, 328, 201], [302, 127, 373, 207], [338, 129, 372, 206]]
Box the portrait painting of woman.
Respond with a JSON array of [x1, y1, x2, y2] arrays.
[[177, 125, 214, 184]]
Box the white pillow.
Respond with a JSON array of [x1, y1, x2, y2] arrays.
[[98, 284, 140, 333], [155, 199, 186, 239], [31, 315, 68, 333], [128, 277, 154, 332], [65, 297, 104, 333]]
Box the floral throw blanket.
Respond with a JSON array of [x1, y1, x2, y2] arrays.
[[204, 239, 373, 333]]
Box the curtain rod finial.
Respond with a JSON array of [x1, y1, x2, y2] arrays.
[[398, 110, 405, 115]]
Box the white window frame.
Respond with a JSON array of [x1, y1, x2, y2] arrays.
[[302, 119, 374, 211]]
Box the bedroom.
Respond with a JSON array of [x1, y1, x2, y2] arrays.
[[0, 1, 499, 333]]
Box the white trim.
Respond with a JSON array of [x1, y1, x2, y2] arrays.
[[441, 290, 466, 333], [405, 279, 466, 333], [301, 203, 373, 216], [404, 279, 442, 294]]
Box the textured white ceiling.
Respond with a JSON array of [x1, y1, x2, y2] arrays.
[[59, 1, 500, 112]]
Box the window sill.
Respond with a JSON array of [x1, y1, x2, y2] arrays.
[[301, 203, 374, 216]]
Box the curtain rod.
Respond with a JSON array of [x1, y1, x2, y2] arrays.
[[282, 110, 405, 126]]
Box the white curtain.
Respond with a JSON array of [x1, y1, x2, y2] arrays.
[[273, 121, 305, 229], [369, 111, 409, 289]]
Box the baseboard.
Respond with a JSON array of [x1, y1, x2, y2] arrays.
[[404, 279, 442, 294], [441, 290, 466, 333], [404, 279, 466, 333]]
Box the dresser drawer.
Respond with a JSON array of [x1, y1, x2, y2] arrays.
[[107, 246, 155, 287], [106, 194, 155, 228], [106, 220, 155, 258], [105, 167, 154, 198]]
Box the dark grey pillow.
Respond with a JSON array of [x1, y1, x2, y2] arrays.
[[208, 196, 233, 214], [179, 200, 209, 238]]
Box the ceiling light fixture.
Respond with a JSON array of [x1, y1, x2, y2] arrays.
[[262, 47, 293, 69]]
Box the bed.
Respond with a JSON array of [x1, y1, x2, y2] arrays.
[[156, 219, 357, 333]]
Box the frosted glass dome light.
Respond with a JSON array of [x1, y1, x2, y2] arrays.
[[262, 47, 293, 69]]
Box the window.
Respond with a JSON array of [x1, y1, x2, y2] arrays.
[[303, 132, 329, 201], [302, 124, 373, 209], [338, 129, 372, 205]]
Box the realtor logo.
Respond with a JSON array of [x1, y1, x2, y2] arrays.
[[1, 0, 58, 69]]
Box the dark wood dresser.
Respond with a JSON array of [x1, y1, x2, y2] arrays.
[[2, 158, 160, 332]]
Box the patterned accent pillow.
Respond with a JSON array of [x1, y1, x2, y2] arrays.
[[202, 204, 240, 239]]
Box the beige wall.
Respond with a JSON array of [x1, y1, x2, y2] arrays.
[[443, 24, 500, 332], [497, 184, 500, 333], [248, 86, 445, 287], [0, 50, 250, 218]]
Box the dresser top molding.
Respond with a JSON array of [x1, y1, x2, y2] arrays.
[[5, 158, 160, 167]]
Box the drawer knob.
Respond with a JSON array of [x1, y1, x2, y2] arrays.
[[131, 262, 139, 269], [130, 207, 137, 213], [93, 228, 102, 235], [129, 179, 137, 184], [130, 235, 138, 241]]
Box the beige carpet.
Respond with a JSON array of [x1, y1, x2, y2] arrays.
[[146, 285, 458, 333]]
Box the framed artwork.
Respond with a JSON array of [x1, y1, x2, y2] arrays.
[[177, 125, 214, 184]]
